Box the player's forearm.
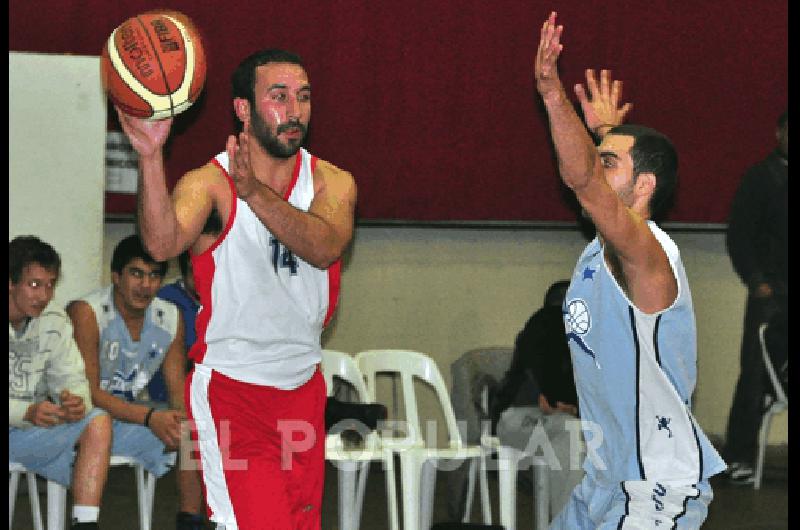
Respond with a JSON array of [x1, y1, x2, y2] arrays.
[[91, 387, 151, 425], [137, 154, 182, 261], [246, 188, 349, 269], [542, 88, 602, 192]]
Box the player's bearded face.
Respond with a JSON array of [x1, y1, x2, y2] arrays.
[[250, 106, 307, 159]]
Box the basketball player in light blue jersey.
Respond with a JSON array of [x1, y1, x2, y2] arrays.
[[67, 235, 206, 530], [533, 12, 725, 529]]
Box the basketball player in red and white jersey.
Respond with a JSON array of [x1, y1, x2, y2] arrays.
[[116, 49, 356, 530]]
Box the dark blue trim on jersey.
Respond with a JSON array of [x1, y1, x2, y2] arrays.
[[617, 481, 631, 530], [672, 486, 702, 529], [653, 314, 663, 367], [687, 410, 704, 483], [629, 306, 646, 480]]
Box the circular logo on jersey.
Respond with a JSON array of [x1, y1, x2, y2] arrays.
[[565, 298, 591, 335]]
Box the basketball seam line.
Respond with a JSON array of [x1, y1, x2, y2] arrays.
[[135, 14, 176, 117]]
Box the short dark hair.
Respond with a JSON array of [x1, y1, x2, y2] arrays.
[[232, 48, 305, 103], [607, 124, 678, 222], [231, 49, 305, 132], [111, 235, 168, 276], [9, 236, 61, 284], [544, 280, 570, 307]]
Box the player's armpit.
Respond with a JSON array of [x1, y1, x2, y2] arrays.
[[170, 163, 230, 257]]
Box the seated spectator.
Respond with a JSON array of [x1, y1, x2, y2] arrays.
[[66, 235, 205, 530], [489, 279, 585, 518], [9, 236, 112, 530]]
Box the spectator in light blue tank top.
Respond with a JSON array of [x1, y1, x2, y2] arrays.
[[67, 235, 207, 530]]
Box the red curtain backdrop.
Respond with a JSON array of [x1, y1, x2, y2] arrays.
[[9, 0, 787, 223]]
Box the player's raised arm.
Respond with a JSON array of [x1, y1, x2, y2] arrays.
[[534, 12, 602, 193], [116, 110, 221, 261], [227, 128, 356, 268], [534, 12, 675, 312]]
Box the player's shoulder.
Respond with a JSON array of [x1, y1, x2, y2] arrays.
[[313, 158, 354, 182], [174, 160, 231, 213], [180, 160, 228, 189], [67, 287, 123, 335], [312, 158, 356, 200]]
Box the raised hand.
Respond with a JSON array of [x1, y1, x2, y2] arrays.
[[115, 106, 174, 158], [534, 11, 565, 98], [574, 69, 633, 135], [225, 122, 261, 201]]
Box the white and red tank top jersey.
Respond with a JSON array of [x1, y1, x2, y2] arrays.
[[189, 148, 341, 390]]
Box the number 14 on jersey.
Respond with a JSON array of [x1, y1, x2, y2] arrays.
[[269, 237, 299, 275]]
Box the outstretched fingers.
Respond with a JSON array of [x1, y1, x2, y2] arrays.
[[600, 69, 611, 99], [619, 101, 634, 121], [585, 69, 600, 99], [536, 11, 564, 79]]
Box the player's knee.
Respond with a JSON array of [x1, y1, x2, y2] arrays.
[[80, 411, 113, 448]]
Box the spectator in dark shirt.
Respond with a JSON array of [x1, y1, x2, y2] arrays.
[[723, 109, 788, 485], [488, 279, 584, 516]]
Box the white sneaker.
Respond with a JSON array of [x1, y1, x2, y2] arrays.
[[726, 462, 755, 485]]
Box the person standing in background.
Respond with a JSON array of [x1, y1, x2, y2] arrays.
[[723, 110, 788, 485]]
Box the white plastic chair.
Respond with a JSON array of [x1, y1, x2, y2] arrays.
[[9, 455, 173, 530], [477, 386, 550, 530], [753, 323, 788, 490], [9, 462, 44, 530], [321, 350, 399, 530], [356, 349, 491, 530]]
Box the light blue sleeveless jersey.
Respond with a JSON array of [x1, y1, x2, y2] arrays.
[[82, 286, 179, 402], [564, 222, 725, 486]]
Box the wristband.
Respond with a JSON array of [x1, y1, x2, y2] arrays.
[[144, 407, 156, 427]]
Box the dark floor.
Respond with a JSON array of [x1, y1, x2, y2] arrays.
[[11, 447, 787, 529]]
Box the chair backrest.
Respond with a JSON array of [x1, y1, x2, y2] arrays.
[[759, 323, 788, 405], [357, 349, 466, 449], [321, 349, 370, 401], [321, 349, 385, 452], [451, 346, 515, 445]]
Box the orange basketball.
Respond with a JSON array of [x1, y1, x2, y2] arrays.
[[101, 10, 206, 120]]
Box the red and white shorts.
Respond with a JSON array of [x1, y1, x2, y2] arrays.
[[186, 363, 326, 530]]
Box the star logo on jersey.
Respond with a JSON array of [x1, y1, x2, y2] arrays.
[[582, 267, 596, 280], [109, 369, 137, 402], [563, 298, 598, 365]]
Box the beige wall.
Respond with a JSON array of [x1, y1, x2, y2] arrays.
[[103, 222, 787, 446], [10, 53, 106, 307]]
